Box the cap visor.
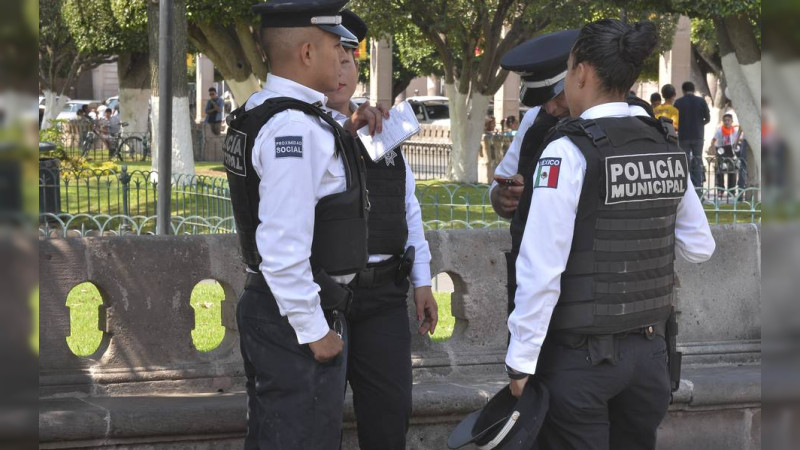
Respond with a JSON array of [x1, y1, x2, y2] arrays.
[[520, 79, 564, 108], [318, 24, 357, 41], [447, 409, 482, 449], [341, 37, 359, 49]]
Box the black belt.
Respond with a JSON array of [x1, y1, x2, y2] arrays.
[[245, 272, 354, 313], [350, 257, 403, 289], [548, 322, 666, 349]]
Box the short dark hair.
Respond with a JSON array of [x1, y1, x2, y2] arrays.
[[661, 84, 676, 100], [681, 81, 695, 93], [650, 93, 662, 104], [208, 87, 217, 93], [570, 19, 658, 95]]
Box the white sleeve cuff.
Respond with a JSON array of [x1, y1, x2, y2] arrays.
[[505, 336, 542, 375], [286, 305, 330, 345], [410, 262, 432, 288]]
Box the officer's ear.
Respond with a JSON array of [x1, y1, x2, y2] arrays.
[[299, 41, 314, 68], [573, 61, 589, 90]]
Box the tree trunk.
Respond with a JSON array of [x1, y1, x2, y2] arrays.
[[715, 15, 760, 185], [117, 52, 151, 135], [147, 0, 195, 180], [40, 90, 69, 130], [226, 78, 262, 106], [445, 83, 491, 183], [187, 21, 265, 105]]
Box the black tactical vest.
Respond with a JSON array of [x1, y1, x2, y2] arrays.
[[223, 97, 369, 277], [545, 116, 688, 334], [509, 110, 559, 254], [362, 149, 408, 255]]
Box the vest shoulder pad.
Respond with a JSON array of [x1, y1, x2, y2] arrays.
[[554, 117, 609, 146]]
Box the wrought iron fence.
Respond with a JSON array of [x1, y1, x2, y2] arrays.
[[402, 142, 451, 180], [38, 168, 760, 238], [39, 213, 236, 238], [38, 166, 232, 219]]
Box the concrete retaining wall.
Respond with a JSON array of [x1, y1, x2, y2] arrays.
[[39, 225, 761, 448]]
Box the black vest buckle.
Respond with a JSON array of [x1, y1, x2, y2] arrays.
[[579, 120, 609, 146]]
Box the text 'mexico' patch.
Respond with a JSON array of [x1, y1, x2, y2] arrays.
[[275, 136, 303, 158], [223, 129, 247, 177], [605, 153, 688, 204], [533, 157, 561, 189]]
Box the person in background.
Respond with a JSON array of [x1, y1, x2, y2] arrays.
[[674, 81, 710, 190], [650, 92, 662, 108], [505, 115, 519, 133], [485, 112, 496, 133], [654, 83, 679, 130], [204, 87, 224, 135], [707, 112, 744, 196]]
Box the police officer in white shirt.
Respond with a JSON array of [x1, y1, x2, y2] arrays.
[[504, 20, 715, 450], [491, 30, 654, 328], [323, 10, 438, 450], [222, 1, 377, 448]]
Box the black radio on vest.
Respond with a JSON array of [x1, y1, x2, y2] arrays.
[[546, 115, 688, 334], [223, 97, 369, 277]]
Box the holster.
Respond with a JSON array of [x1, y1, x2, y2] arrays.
[[666, 309, 682, 392], [313, 268, 354, 314], [396, 246, 415, 284]]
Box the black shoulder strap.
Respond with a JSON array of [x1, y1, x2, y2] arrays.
[[555, 117, 610, 147], [626, 94, 656, 118], [633, 115, 679, 143], [228, 96, 348, 157]]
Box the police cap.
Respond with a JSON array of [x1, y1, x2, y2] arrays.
[[340, 9, 367, 49], [252, 0, 357, 42], [501, 29, 580, 107], [447, 380, 549, 450]]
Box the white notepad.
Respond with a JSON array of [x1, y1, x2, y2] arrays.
[[357, 100, 421, 162]]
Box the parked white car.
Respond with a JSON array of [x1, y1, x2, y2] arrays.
[[105, 95, 119, 112], [406, 95, 450, 127], [56, 100, 100, 121]]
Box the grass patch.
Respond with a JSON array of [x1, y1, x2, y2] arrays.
[[63, 282, 455, 354], [430, 291, 455, 342], [190, 281, 226, 352], [64, 281, 227, 356], [66, 283, 104, 356], [32, 287, 39, 355]]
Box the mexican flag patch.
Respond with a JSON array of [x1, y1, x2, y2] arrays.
[[533, 157, 561, 189]]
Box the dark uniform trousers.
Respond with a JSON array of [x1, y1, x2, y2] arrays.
[[535, 332, 671, 450], [346, 276, 413, 450], [237, 280, 348, 450]]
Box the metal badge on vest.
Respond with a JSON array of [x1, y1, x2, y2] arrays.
[[224, 97, 369, 280]]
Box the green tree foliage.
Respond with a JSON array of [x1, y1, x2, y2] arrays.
[[184, 0, 267, 100], [62, 0, 148, 55], [350, 0, 678, 181]]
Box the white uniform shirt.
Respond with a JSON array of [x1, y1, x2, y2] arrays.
[[506, 102, 716, 375], [490, 107, 540, 191], [326, 106, 432, 288], [244, 74, 350, 345]]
